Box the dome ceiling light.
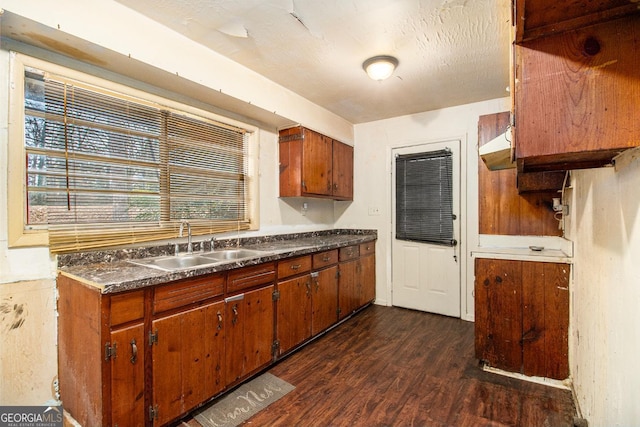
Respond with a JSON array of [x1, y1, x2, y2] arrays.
[[362, 55, 399, 81]]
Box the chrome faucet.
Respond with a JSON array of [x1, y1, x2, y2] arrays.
[[177, 221, 193, 255]]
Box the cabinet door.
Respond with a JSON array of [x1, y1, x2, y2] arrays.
[[475, 258, 570, 380], [474, 258, 523, 373], [357, 253, 376, 308], [312, 266, 339, 335], [277, 275, 312, 354], [332, 140, 353, 200], [338, 259, 359, 320], [152, 301, 225, 426], [110, 324, 145, 427], [521, 262, 569, 379], [225, 286, 275, 385], [302, 130, 333, 196]]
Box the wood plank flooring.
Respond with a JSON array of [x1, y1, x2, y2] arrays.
[[180, 305, 576, 427]]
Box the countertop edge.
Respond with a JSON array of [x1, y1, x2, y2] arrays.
[[59, 232, 377, 294]]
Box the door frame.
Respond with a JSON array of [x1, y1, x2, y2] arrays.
[[385, 135, 472, 320]]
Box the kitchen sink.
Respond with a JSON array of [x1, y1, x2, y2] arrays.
[[201, 248, 268, 261], [129, 254, 220, 271], [128, 249, 268, 271]]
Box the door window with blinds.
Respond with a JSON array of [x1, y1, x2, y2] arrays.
[[395, 149, 456, 246], [12, 55, 257, 252]]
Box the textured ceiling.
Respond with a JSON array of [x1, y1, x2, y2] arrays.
[[115, 0, 511, 124]]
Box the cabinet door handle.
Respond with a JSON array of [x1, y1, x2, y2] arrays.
[[305, 281, 311, 296], [130, 339, 138, 364], [315, 280, 320, 293]]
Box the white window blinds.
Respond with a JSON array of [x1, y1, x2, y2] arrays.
[[24, 67, 251, 253]]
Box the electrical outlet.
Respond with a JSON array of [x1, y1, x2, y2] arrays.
[[368, 207, 381, 216]]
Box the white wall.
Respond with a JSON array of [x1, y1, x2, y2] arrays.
[[337, 97, 511, 319], [566, 158, 640, 425]]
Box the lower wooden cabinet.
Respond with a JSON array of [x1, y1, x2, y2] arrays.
[[110, 323, 145, 427], [311, 265, 339, 335], [58, 241, 376, 426], [339, 243, 376, 320], [474, 258, 569, 380], [277, 274, 312, 354], [151, 301, 225, 426]]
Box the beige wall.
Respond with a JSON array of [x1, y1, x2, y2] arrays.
[[566, 157, 640, 425]]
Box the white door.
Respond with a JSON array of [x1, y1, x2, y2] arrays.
[[391, 140, 461, 317]]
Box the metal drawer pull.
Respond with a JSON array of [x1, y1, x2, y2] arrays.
[[225, 293, 245, 303], [290, 264, 301, 270], [130, 339, 138, 364]]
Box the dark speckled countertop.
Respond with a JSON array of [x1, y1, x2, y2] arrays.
[[58, 229, 377, 294]]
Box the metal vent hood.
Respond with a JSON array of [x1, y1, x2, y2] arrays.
[[479, 127, 515, 170]]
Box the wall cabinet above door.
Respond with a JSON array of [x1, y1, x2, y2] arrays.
[[279, 126, 353, 201]]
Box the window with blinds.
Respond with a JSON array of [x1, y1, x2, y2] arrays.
[[23, 67, 252, 253], [395, 149, 456, 246]]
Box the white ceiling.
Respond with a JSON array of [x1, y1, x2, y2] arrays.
[[113, 0, 512, 124]]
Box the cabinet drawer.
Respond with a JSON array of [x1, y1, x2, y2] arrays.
[[278, 255, 312, 280], [312, 249, 338, 269], [110, 290, 144, 326], [339, 245, 360, 261], [359, 242, 375, 256], [228, 262, 277, 293], [154, 274, 225, 313]]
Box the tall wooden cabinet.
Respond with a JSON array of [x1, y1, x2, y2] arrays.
[[279, 126, 353, 200], [512, 2, 640, 172], [474, 258, 569, 380]]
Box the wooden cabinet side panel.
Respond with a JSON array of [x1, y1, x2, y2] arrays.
[[515, 16, 640, 164], [110, 324, 145, 427], [277, 276, 312, 354], [478, 112, 560, 236], [474, 259, 523, 373], [57, 276, 105, 427], [312, 266, 339, 336]]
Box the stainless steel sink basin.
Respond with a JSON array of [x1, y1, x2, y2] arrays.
[[128, 249, 268, 271], [129, 254, 219, 271], [202, 249, 267, 261]]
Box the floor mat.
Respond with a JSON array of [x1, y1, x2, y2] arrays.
[[193, 373, 295, 427]]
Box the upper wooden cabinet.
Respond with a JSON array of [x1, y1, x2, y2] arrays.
[[512, 5, 640, 172], [279, 126, 354, 201], [514, 0, 640, 42]]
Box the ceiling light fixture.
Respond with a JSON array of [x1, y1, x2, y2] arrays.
[[362, 55, 398, 81]]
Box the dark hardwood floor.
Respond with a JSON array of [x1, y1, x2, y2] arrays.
[[183, 305, 576, 427]]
